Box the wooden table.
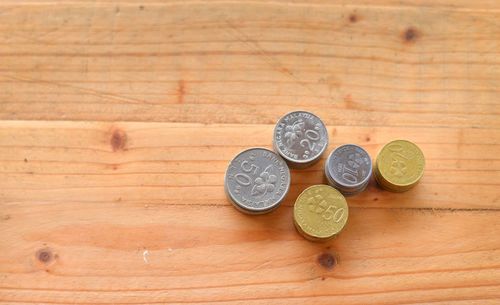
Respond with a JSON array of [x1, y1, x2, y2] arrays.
[[1, 1, 499, 304]]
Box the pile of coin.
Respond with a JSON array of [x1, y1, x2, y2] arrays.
[[224, 147, 291, 214], [324, 144, 372, 196], [374, 140, 425, 192], [294, 185, 348, 242], [273, 111, 328, 168], [224, 111, 425, 241]]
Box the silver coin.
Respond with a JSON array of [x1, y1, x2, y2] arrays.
[[225, 148, 291, 214], [325, 144, 372, 196], [273, 111, 328, 168]]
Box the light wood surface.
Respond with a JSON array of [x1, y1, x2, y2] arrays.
[[0, 1, 499, 304]]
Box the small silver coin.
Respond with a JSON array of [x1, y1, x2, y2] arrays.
[[273, 111, 328, 168], [325, 144, 372, 196], [225, 148, 291, 214]]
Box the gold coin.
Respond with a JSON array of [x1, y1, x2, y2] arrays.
[[293, 185, 349, 241], [375, 140, 425, 192]]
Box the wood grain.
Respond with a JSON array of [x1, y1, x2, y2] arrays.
[[1, 204, 499, 304], [0, 1, 499, 127], [0, 0, 499, 304], [0, 121, 499, 210]]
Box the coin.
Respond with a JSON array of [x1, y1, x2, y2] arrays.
[[293, 185, 349, 241], [225, 148, 291, 214], [374, 140, 425, 192], [273, 111, 328, 168], [324, 144, 372, 196]]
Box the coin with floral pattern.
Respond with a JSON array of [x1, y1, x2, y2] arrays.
[[273, 111, 328, 167], [326, 144, 372, 188], [225, 148, 291, 214], [375, 140, 425, 191]]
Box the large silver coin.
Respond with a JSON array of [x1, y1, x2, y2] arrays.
[[273, 111, 328, 168], [225, 148, 291, 214], [325, 144, 372, 196]]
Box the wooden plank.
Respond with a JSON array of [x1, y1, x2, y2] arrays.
[[0, 202, 499, 304], [0, 1, 499, 126], [0, 121, 498, 210]]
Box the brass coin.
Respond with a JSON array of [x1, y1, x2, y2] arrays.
[[293, 185, 349, 241], [375, 140, 425, 192]]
